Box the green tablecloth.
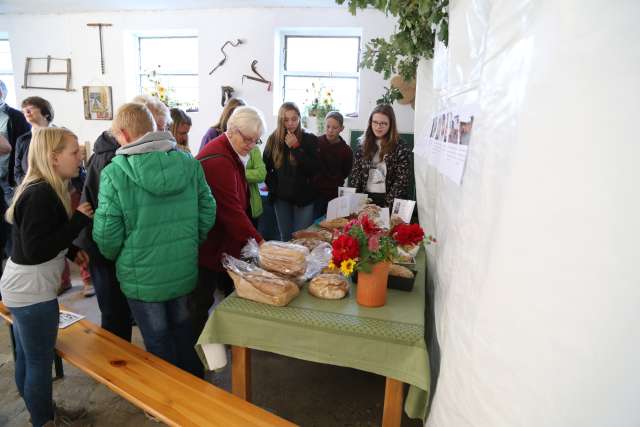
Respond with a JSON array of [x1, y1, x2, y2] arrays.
[[196, 250, 430, 421]]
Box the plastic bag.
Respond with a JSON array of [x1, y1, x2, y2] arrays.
[[221, 253, 299, 306], [301, 241, 333, 281], [241, 239, 309, 277]]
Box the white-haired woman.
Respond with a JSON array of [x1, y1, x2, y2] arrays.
[[193, 106, 266, 337], [0, 127, 93, 426], [131, 94, 171, 131]]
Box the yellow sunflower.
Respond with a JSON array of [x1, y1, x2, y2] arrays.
[[340, 259, 356, 277]]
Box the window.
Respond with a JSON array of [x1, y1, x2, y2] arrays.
[[0, 39, 16, 107], [137, 35, 198, 112], [280, 32, 360, 115]]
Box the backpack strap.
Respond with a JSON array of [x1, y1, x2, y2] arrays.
[[198, 153, 223, 163]]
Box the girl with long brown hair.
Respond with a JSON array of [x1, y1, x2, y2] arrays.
[[263, 102, 320, 241], [349, 104, 412, 207]]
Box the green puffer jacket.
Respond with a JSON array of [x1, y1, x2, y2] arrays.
[[93, 131, 216, 302]]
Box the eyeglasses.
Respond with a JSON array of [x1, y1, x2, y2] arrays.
[[236, 129, 260, 146], [372, 120, 390, 127]]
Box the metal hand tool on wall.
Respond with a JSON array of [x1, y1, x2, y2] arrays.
[[87, 23, 112, 75]]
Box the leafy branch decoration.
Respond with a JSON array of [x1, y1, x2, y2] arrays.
[[336, 0, 449, 81]]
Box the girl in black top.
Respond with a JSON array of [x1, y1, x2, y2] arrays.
[[263, 102, 320, 241], [0, 127, 93, 426]]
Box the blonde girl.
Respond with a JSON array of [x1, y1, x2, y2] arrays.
[[0, 127, 93, 426]]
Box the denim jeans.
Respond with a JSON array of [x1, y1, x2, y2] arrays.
[[127, 295, 202, 378], [11, 299, 59, 427], [89, 256, 132, 342], [273, 199, 315, 241]]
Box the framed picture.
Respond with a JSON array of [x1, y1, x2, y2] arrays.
[[83, 86, 113, 120]]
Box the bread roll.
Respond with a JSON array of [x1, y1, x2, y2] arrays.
[[290, 238, 324, 251], [259, 241, 308, 277], [390, 214, 405, 229], [292, 228, 334, 242], [358, 203, 381, 219], [389, 264, 414, 278], [319, 217, 350, 230], [228, 271, 299, 306], [308, 274, 350, 300]]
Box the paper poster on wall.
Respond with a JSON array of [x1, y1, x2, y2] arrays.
[[425, 104, 477, 185]]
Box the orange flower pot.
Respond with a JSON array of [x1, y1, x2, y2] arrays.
[[356, 261, 391, 307]]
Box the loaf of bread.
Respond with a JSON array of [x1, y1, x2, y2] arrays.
[[389, 264, 415, 278], [228, 270, 299, 306], [319, 217, 350, 230], [291, 228, 334, 242], [290, 238, 324, 251], [308, 274, 350, 300], [259, 241, 308, 277]]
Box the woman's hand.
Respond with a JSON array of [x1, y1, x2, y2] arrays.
[[77, 202, 94, 218], [74, 250, 89, 268], [284, 131, 299, 149]]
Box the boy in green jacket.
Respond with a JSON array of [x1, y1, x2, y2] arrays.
[[93, 102, 216, 377]]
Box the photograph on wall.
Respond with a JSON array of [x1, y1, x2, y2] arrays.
[[429, 117, 437, 139], [459, 114, 474, 145], [83, 86, 113, 120]]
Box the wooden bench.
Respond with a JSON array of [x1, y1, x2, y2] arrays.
[[0, 301, 296, 427]]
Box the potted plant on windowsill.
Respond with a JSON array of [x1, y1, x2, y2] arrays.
[[329, 215, 433, 307], [303, 82, 337, 134]]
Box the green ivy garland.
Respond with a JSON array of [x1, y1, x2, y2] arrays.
[[336, 0, 449, 82]]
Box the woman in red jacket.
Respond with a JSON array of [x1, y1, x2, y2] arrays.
[[193, 106, 266, 337]]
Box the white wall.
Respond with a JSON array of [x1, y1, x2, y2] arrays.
[[0, 7, 414, 152], [415, 0, 640, 426]]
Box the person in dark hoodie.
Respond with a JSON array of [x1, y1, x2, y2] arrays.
[[93, 102, 215, 377], [0, 80, 30, 199], [263, 102, 320, 241], [77, 128, 131, 340], [0, 80, 30, 277], [312, 111, 353, 218]]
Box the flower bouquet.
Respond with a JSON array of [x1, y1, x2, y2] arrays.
[[329, 216, 434, 306]]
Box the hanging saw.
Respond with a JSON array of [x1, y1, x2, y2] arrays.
[[209, 39, 243, 75]]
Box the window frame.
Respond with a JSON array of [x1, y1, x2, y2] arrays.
[[279, 30, 362, 116], [0, 37, 16, 108], [136, 34, 199, 111]]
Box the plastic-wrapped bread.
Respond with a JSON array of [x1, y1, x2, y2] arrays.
[[227, 271, 299, 306], [223, 254, 299, 306], [308, 273, 350, 300], [258, 241, 308, 277]]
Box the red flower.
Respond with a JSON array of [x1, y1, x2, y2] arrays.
[[332, 234, 360, 264], [368, 235, 380, 251], [391, 223, 425, 246], [358, 214, 381, 236]]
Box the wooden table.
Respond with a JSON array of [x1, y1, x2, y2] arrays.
[[197, 250, 430, 426]]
